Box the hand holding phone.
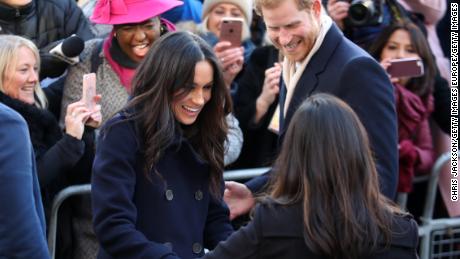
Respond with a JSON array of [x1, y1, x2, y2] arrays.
[[386, 57, 424, 78], [219, 17, 243, 47], [82, 73, 97, 111]]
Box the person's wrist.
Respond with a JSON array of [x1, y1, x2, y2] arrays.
[[223, 74, 233, 89], [65, 130, 82, 140], [256, 97, 270, 113]]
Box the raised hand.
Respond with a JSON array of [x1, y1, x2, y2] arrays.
[[255, 63, 282, 124], [214, 41, 244, 88], [65, 101, 92, 140], [327, 0, 350, 29], [380, 58, 400, 84], [85, 95, 102, 129], [224, 181, 255, 220]]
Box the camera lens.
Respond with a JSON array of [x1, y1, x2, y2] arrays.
[[348, 0, 375, 26], [350, 5, 367, 21]]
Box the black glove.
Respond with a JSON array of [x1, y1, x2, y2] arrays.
[[39, 52, 70, 79]]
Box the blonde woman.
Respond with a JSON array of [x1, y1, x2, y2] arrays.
[[0, 35, 102, 219]]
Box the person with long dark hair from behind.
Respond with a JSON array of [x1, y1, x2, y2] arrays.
[[91, 31, 234, 259], [203, 93, 419, 259]]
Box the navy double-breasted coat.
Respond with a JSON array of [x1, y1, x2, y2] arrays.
[[92, 115, 233, 259]]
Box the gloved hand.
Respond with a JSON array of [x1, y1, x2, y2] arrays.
[[39, 52, 69, 79]]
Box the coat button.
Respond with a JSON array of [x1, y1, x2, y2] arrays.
[[165, 189, 174, 201], [194, 190, 203, 201], [192, 242, 202, 254]]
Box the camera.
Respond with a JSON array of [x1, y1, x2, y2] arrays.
[[347, 0, 383, 27]]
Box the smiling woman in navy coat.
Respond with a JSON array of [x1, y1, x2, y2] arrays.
[[91, 31, 234, 259]]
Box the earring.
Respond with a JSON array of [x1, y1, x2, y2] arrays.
[[113, 32, 117, 38]]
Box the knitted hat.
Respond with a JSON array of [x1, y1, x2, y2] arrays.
[[201, 0, 253, 23]]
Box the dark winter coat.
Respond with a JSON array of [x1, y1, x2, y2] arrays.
[[0, 92, 95, 207], [0, 0, 94, 49], [0, 103, 49, 259], [92, 114, 234, 259], [0, 0, 94, 79], [246, 24, 398, 200], [203, 202, 419, 259]]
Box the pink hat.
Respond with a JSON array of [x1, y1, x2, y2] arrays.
[[91, 0, 183, 25]]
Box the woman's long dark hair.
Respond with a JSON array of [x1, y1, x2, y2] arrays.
[[268, 94, 402, 258], [369, 21, 435, 102], [124, 31, 231, 198]]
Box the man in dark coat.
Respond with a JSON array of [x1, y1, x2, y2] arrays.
[[0, 103, 49, 259], [224, 0, 398, 219]]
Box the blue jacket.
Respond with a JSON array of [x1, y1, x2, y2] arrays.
[[246, 24, 398, 199], [92, 115, 234, 259], [0, 103, 49, 259]]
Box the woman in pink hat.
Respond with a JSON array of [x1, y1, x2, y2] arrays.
[[60, 0, 182, 126], [56, 0, 182, 258], [61, 0, 243, 168]]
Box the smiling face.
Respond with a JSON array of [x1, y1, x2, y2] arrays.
[[114, 17, 161, 63], [380, 29, 420, 61], [172, 60, 214, 125], [380, 29, 421, 85], [263, 0, 321, 62], [3, 46, 38, 105], [207, 3, 244, 37]]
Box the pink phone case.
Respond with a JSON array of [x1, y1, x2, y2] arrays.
[[219, 18, 243, 47], [82, 73, 96, 111], [387, 58, 424, 78]]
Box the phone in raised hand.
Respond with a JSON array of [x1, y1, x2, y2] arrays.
[[82, 73, 97, 111], [219, 17, 243, 47], [386, 57, 424, 78]]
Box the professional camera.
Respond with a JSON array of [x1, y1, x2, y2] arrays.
[[347, 0, 384, 27]]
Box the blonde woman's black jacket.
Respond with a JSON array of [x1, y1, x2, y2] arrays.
[[0, 92, 95, 217], [203, 202, 419, 259]]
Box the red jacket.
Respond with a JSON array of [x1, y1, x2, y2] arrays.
[[395, 83, 434, 193]]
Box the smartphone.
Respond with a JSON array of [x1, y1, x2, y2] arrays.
[[219, 17, 243, 47], [386, 57, 424, 78], [82, 73, 97, 111]]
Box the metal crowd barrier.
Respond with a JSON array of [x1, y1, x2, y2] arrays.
[[50, 157, 460, 259], [417, 152, 459, 259], [47, 184, 91, 259], [223, 167, 269, 181]]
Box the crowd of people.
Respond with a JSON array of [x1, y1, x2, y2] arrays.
[[0, 0, 452, 258]]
